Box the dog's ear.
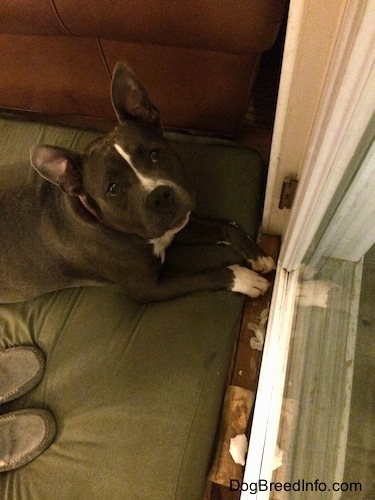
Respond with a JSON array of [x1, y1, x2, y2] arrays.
[[111, 61, 161, 129], [30, 145, 83, 195]]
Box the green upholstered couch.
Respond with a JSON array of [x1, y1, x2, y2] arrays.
[[0, 114, 266, 499]]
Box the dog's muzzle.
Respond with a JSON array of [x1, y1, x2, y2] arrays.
[[145, 184, 194, 235], [146, 185, 177, 213]]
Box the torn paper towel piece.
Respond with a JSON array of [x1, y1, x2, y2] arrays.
[[248, 306, 269, 351], [298, 280, 337, 308], [208, 386, 254, 485], [273, 445, 284, 470], [229, 434, 248, 466]]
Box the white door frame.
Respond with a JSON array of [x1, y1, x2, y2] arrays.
[[262, 0, 347, 237], [280, 0, 375, 270], [242, 1, 375, 497]]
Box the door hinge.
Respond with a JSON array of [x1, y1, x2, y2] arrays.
[[279, 177, 298, 209]]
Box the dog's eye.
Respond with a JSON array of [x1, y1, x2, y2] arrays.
[[107, 183, 121, 196], [149, 149, 162, 163]]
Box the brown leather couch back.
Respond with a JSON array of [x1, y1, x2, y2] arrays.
[[0, 0, 286, 136]]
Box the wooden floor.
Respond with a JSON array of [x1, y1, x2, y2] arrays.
[[205, 235, 280, 500]]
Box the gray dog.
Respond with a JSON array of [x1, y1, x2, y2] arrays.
[[0, 61, 274, 303]]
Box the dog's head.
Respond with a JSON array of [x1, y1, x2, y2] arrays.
[[30, 62, 195, 239]]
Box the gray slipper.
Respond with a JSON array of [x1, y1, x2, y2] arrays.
[[0, 409, 56, 471], [0, 346, 45, 404]]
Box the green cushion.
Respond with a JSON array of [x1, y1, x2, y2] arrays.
[[0, 115, 265, 499]]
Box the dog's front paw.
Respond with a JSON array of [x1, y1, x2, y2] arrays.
[[248, 255, 276, 274], [228, 264, 270, 298]]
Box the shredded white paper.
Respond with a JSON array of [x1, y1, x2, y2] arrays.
[[298, 280, 337, 308], [229, 433, 248, 466], [273, 445, 284, 470], [248, 306, 269, 351]]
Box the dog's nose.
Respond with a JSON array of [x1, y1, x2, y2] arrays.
[[147, 185, 176, 213]]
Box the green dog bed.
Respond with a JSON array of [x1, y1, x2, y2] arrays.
[[0, 115, 265, 500]]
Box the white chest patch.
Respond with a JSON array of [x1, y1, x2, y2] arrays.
[[149, 233, 175, 263]]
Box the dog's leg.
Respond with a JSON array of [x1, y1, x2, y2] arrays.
[[176, 217, 275, 274], [120, 265, 270, 303]]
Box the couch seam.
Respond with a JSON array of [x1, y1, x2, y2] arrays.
[[49, 0, 79, 37]]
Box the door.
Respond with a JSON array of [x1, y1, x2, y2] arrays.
[[242, 1, 375, 497]]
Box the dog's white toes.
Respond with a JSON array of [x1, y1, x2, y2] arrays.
[[249, 255, 276, 274], [228, 264, 270, 298]]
